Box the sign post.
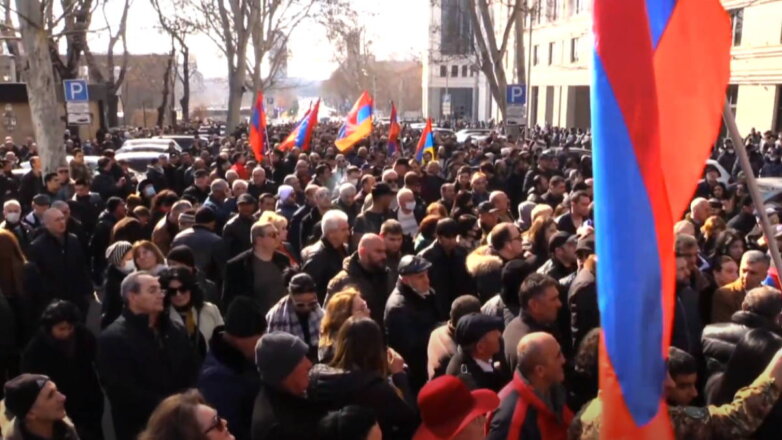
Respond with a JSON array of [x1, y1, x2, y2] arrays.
[[63, 79, 92, 125], [506, 84, 527, 125]]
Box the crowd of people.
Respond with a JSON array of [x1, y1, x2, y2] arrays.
[[0, 121, 782, 440]]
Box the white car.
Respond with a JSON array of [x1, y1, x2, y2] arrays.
[[705, 159, 730, 186], [117, 138, 182, 154], [455, 129, 492, 143]]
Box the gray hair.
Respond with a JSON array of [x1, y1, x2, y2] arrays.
[[396, 187, 414, 204], [232, 179, 248, 192], [321, 209, 349, 235], [339, 183, 357, 198], [210, 179, 229, 192], [742, 250, 770, 267], [51, 200, 69, 211], [251, 220, 277, 242], [171, 200, 192, 215], [120, 271, 153, 300], [283, 174, 298, 185], [3, 199, 20, 211]]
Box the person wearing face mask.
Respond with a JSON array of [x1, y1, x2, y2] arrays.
[[2, 199, 33, 256], [20, 300, 104, 440], [394, 188, 422, 240], [101, 241, 135, 329]]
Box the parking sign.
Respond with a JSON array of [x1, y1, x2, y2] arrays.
[[506, 84, 526, 104], [64, 79, 89, 102]]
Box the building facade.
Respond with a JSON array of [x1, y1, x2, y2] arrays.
[[422, 0, 493, 122], [519, 0, 782, 133]]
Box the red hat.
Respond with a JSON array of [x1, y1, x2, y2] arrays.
[[413, 376, 500, 440]]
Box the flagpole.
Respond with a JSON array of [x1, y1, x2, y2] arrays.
[[722, 100, 782, 280]]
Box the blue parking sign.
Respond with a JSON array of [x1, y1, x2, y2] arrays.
[[64, 79, 89, 102], [506, 84, 526, 104]]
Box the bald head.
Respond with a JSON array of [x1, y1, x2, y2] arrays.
[[43, 207, 67, 236], [690, 197, 710, 223], [358, 234, 387, 271], [516, 332, 565, 387]]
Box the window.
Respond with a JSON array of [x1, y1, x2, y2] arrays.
[[440, 0, 474, 55], [570, 37, 579, 63], [729, 9, 743, 46], [451, 65, 459, 77], [462, 65, 468, 77], [548, 42, 555, 65], [469, 65, 475, 77], [533, 45, 539, 66], [440, 65, 447, 77], [550, 0, 558, 21], [727, 84, 739, 116]]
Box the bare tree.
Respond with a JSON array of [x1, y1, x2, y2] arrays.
[[83, 0, 130, 128], [14, 0, 65, 172], [149, 0, 195, 122], [157, 39, 174, 127], [49, 0, 97, 80]]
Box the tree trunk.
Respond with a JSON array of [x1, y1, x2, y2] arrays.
[[180, 46, 190, 122], [106, 91, 119, 128], [226, 65, 246, 131], [157, 49, 174, 127], [515, 8, 526, 85], [16, 0, 65, 173]]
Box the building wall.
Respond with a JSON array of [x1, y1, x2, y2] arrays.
[[492, 0, 782, 133]]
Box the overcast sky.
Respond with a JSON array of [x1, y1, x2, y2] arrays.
[[87, 0, 427, 80]]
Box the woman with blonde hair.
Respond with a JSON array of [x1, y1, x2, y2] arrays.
[[318, 289, 370, 363], [138, 389, 235, 440], [132, 240, 167, 275], [701, 215, 727, 256], [258, 211, 299, 267]]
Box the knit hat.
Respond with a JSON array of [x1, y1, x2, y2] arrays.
[[166, 245, 195, 268], [224, 297, 266, 337], [288, 273, 317, 295], [4, 374, 50, 418], [255, 332, 308, 386], [105, 241, 133, 267]]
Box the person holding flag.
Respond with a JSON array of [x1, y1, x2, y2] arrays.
[[249, 92, 268, 163], [387, 102, 401, 157], [415, 118, 436, 164], [278, 99, 320, 152], [335, 91, 373, 153]]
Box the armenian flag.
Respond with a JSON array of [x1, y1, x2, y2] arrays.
[[335, 91, 373, 152], [249, 92, 268, 162], [414, 118, 435, 163], [279, 99, 320, 152], [388, 102, 401, 156], [592, 0, 730, 438]]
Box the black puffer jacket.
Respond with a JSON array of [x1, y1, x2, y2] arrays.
[[307, 364, 418, 440], [301, 239, 348, 303], [701, 310, 782, 376]]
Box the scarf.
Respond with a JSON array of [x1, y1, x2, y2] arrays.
[[266, 295, 323, 348]]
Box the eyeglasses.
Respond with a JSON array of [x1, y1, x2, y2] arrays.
[[204, 414, 226, 434], [166, 286, 190, 296]]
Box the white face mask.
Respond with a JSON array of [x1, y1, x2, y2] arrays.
[[404, 201, 416, 212], [4, 212, 19, 224], [119, 260, 136, 274]]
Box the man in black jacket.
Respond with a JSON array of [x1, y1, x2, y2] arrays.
[[28, 208, 93, 316], [503, 273, 566, 373], [252, 332, 322, 440], [385, 255, 441, 393], [301, 209, 349, 302], [89, 197, 126, 284], [446, 313, 509, 392], [419, 218, 474, 320], [18, 156, 43, 210], [97, 271, 199, 440], [223, 193, 257, 259], [247, 166, 277, 199]]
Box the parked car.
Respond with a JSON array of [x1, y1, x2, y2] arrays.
[[117, 138, 182, 154], [455, 128, 492, 143], [154, 135, 196, 151], [115, 151, 168, 176]]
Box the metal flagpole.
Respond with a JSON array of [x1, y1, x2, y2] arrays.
[[722, 100, 782, 279]]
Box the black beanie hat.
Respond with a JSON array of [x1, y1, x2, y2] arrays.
[[224, 297, 267, 337], [167, 245, 195, 268], [4, 374, 50, 418], [289, 273, 317, 295]]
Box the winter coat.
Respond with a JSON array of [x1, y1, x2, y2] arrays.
[[0, 291, 15, 356], [97, 309, 199, 440], [711, 278, 747, 324], [18, 170, 43, 209], [568, 268, 599, 350], [151, 216, 179, 256], [427, 324, 456, 380], [503, 312, 565, 374], [89, 211, 119, 283], [198, 328, 260, 440], [20, 326, 103, 436], [301, 239, 349, 303], [100, 265, 127, 329], [251, 382, 324, 440], [326, 253, 394, 329], [28, 231, 92, 315], [702, 310, 782, 376], [418, 241, 475, 320], [466, 245, 504, 303], [222, 249, 291, 314], [168, 302, 223, 349], [2, 418, 79, 440], [672, 283, 703, 357], [171, 225, 227, 283], [487, 372, 573, 440], [445, 349, 510, 392], [307, 364, 418, 440], [222, 214, 254, 259], [384, 281, 442, 393]]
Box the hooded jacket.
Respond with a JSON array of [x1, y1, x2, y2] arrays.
[[466, 245, 505, 303], [307, 364, 418, 440]]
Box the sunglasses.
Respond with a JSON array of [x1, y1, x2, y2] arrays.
[[204, 414, 226, 434], [293, 299, 319, 309], [166, 286, 190, 296]]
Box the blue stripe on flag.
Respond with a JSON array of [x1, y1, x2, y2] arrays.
[[645, 0, 675, 47]]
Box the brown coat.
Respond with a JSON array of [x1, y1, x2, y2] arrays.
[[711, 278, 746, 324], [151, 216, 177, 256]]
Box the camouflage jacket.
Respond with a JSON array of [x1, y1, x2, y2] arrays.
[[568, 374, 780, 440]]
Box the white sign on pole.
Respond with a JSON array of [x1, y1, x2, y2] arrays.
[[67, 113, 92, 125], [66, 102, 90, 114]]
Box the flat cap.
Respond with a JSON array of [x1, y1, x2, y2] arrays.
[[398, 255, 432, 276]]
